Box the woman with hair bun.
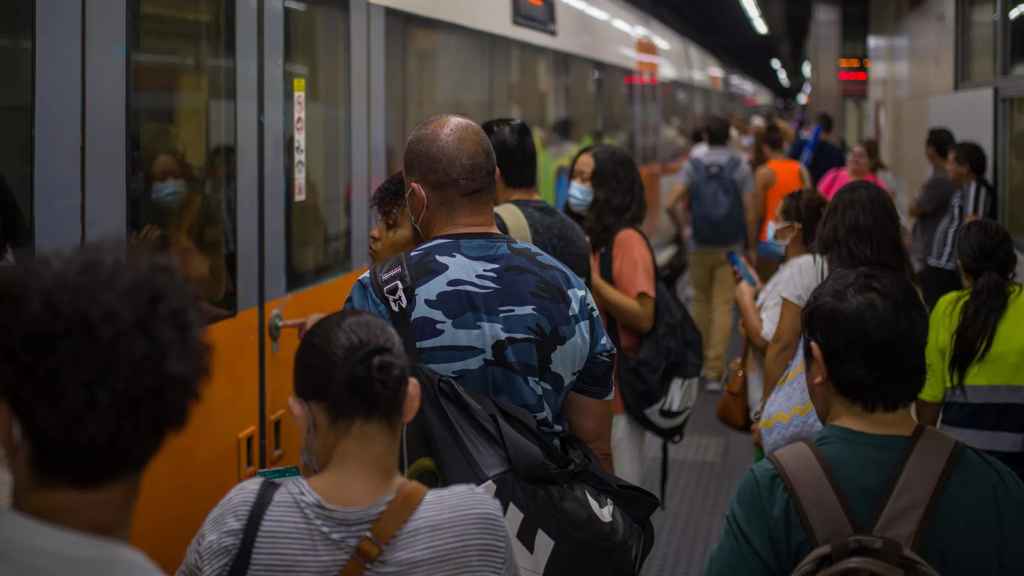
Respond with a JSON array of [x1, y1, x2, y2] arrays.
[[918, 220, 1024, 480], [180, 311, 516, 575]]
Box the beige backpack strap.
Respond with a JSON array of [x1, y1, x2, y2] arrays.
[[495, 203, 532, 244], [872, 426, 958, 549], [339, 480, 428, 576], [770, 441, 855, 547]]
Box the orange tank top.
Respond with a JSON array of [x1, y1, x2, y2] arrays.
[[760, 158, 804, 241]]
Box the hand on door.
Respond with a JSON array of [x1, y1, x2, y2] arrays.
[[281, 313, 327, 340]]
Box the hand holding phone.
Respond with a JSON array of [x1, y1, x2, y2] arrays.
[[727, 251, 759, 287]]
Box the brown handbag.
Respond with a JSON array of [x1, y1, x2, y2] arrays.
[[716, 356, 752, 431]]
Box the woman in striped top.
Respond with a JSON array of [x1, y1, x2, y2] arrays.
[[179, 311, 516, 575]]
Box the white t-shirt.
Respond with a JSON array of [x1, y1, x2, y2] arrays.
[[746, 259, 797, 414], [778, 254, 829, 308]]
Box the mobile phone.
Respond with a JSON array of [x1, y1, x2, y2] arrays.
[[727, 251, 758, 286]]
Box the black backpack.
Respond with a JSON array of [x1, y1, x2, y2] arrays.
[[599, 229, 703, 502], [369, 253, 660, 576], [771, 426, 957, 576], [688, 156, 747, 247]]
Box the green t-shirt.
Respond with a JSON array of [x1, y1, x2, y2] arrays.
[[705, 426, 1024, 575]]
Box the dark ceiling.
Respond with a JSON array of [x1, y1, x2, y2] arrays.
[[624, 0, 813, 98]]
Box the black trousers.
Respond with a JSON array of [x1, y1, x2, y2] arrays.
[[919, 266, 963, 309]]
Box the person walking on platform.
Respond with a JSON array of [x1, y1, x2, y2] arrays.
[[925, 142, 995, 309], [817, 141, 887, 201], [565, 144, 656, 486], [918, 220, 1024, 481], [707, 268, 1024, 575], [485, 118, 591, 283], [672, 115, 754, 389], [789, 113, 846, 186], [0, 246, 210, 575], [912, 128, 959, 306], [181, 311, 517, 575], [751, 123, 811, 276], [345, 114, 616, 470]]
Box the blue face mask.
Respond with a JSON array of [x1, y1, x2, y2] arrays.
[[151, 178, 188, 207], [567, 181, 594, 214]]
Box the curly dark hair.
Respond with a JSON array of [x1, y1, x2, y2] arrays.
[[370, 171, 406, 223], [569, 145, 646, 251], [0, 245, 210, 487], [294, 310, 410, 426]]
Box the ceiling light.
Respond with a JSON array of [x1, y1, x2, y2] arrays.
[[652, 36, 671, 51], [583, 5, 610, 20], [612, 18, 636, 35], [797, 92, 809, 105], [770, 58, 782, 70], [1011, 3, 1024, 20], [739, 0, 770, 35], [779, 76, 791, 88], [802, 60, 812, 79]]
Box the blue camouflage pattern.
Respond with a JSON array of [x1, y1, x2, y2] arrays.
[[345, 233, 615, 434]]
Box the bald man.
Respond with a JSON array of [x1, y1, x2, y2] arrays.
[[345, 115, 615, 468]]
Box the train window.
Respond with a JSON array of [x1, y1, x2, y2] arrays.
[[1006, 98, 1024, 241], [284, 0, 351, 289], [1008, 1, 1024, 76], [128, 0, 237, 318], [600, 66, 633, 148], [0, 1, 33, 263], [961, 0, 995, 83]]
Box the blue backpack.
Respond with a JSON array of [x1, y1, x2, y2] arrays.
[[689, 157, 746, 247]]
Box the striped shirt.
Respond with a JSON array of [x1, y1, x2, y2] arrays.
[[178, 478, 517, 576]]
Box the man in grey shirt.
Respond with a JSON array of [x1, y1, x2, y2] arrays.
[[0, 246, 210, 575]]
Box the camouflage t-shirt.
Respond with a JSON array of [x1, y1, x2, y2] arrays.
[[345, 233, 615, 434]]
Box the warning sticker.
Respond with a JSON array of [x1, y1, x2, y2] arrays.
[[293, 78, 307, 203]]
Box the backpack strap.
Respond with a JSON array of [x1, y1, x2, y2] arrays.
[[226, 479, 283, 576], [494, 203, 532, 244], [770, 441, 856, 548], [339, 480, 429, 576], [872, 425, 958, 549], [598, 244, 621, 350], [369, 252, 417, 358]]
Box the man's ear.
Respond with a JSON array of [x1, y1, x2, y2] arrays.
[[402, 377, 421, 425], [808, 341, 829, 390]]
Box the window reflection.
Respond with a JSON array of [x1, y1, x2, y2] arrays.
[[0, 1, 33, 264], [284, 0, 351, 289], [128, 0, 237, 317], [964, 0, 995, 82]]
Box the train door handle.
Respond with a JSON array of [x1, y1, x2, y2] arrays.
[[268, 309, 284, 344]]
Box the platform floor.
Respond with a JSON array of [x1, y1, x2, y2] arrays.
[[639, 389, 755, 576]]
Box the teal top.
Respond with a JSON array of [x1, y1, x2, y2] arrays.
[[706, 426, 1024, 575]]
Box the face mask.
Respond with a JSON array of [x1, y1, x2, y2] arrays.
[[152, 178, 187, 207], [567, 181, 594, 214], [769, 221, 795, 247]]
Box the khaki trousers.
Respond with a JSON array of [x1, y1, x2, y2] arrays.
[[689, 247, 736, 381]]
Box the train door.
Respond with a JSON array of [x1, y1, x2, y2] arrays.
[[69, 0, 369, 571]]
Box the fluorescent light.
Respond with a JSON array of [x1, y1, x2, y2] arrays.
[[652, 35, 671, 51], [583, 5, 609, 20], [634, 25, 650, 37], [1011, 3, 1024, 20], [739, 0, 770, 35], [802, 60, 812, 79], [284, 0, 307, 10], [560, 0, 588, 9], [770, 58, 782, 70], [707, 66, 725, 77], [612, 18, 636, 35], [779, 76, 791, 88], [797, 92, 809, 105]]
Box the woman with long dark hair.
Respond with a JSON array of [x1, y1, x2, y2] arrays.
[[918, 220, 1024, 479], [565, 144, 655, 485]]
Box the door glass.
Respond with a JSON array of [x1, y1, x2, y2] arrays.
[[285, 0, 351, 289], [0, 1, 34, 262], [964, 0, 995, 82], [1006, 98, 1024, 240], [1008, 0, 1024, 75], [128, 0, 237, 317]]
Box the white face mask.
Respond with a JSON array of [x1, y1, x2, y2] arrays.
[[769, 221, 796, 247], [567, 181, 594, 214]]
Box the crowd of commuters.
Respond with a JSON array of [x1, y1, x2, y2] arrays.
[[3, 107, 1024, 576]]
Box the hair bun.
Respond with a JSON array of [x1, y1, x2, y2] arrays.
[[369, 353, 407, 393]]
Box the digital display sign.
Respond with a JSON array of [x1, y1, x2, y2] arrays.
[[513, 0, 557, 35]]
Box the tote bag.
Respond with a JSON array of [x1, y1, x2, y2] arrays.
[[758, 341, 822, 455]]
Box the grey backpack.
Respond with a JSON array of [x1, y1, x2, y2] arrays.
[[770, 426, 957, 576]]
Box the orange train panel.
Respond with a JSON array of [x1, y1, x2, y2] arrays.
[[130, 269, 364, 573], [263, 270, 364, 474]]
